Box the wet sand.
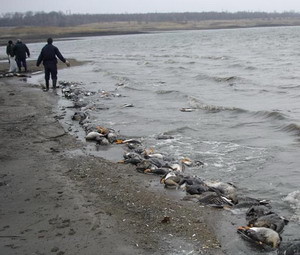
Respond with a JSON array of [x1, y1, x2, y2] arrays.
[[0, 67, 224, 254]]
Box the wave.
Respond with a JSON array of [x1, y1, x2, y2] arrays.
[[214, 76, 239, 82], [123, 86, 146, 92], [201, 55, 229, 60], [155, 90, 180, 95], [188, 97, 246, 113], [136, 61, 154, 67], [283, 190, 300, 222], [245, 66, 257, 70], [280, 123, 300, 136], [253, 110, 288, 121], [284, 191, 300, 208], [162, 126, 198, 135], [111, 75, 131, 83], [278, 84, 300, 89], [194, 73, 240, 83]]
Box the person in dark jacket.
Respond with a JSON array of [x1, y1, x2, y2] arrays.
[[6, 40, 14, 57], [6, 40, 17, 72], [13, 39, 30, 72], [36, 37, 70, 91]]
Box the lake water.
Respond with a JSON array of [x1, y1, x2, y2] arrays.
[[3, 26, 300, 254]]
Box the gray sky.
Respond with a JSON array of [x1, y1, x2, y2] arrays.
[[1, 0, 300, 14]]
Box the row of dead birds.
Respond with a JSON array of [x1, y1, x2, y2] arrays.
[[117, 139, 300, 254], [62, 80, 300, 254]]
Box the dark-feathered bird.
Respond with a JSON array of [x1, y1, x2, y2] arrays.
[[197, 191, 235, 208], [246, 205, 273, 221], [248, 213, 289, 233], [237, 226, 281, 249]]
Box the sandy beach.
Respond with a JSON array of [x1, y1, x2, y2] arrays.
[[0, 62, 224, 254]]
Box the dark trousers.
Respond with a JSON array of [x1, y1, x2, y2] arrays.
[[44, 63, 58, 81], [16, 58, 27, 72]]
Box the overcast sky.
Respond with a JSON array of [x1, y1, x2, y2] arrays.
[[1, 0, 300, 14]]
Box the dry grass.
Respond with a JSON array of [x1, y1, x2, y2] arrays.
[[1, 17, 300, 45]]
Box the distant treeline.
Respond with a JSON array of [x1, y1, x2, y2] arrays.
[[1, 11, 300, 27]]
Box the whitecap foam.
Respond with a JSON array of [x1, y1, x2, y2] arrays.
[[283, 190, 300, 222], [284, 190, 300, 208]]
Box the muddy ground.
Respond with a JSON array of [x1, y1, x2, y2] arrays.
[[0, 62, 225, 254]]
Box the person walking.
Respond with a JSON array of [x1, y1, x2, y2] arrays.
[[36, 37, 70, 92], [13, 39, 30, 72], [6, 40, 17, 73]]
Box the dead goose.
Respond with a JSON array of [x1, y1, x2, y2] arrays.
[[200, 192, 234, 208], [191, 191, 235, 208], [245, 205, 274, 221], [248, 213, 289, 233], [185, 183, 212, 195], [237, 226, 281, 249], [160, 172, 183, 189], [204, 180, 238, 204], [85, 131, 104, 141]]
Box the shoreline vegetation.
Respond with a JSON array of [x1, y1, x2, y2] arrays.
[[1, 17, 300, 45]]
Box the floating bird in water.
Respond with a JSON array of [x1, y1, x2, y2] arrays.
[[237, 226, 281, 249]]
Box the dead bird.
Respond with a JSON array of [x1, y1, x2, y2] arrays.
[[204, 180, 238, 204], [234, 196, 270, 209], [72, 111, 88, 123], [184, 183, 212, 195], [248, 213, 289, 233], [237, 226, 281, 249], [85, 131, 104, 141], [115, 138, 142, 145], [136, 160, 153, 172], [95, 136, 110, 146], [182, 191, 234, 208], [120, 152, 143, 165], [160, 172, 183, 189], [144, 168, 170, 176], [197, 191, 235, 208], [246, 205, 274, 221]]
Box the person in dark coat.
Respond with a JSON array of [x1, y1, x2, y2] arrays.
[[6, 40, 17, 72], [13, 39, 30, 72], [6, 40, 14, 57], [36, 37, 70, 91]]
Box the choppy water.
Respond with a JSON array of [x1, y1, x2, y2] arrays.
[[3, 26, 300, 254]]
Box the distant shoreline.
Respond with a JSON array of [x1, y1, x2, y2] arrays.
[[1, 18, 300, 45]]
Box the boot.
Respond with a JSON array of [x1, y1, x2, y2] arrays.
[[44, 80, 49, 91], [52, 79, 57, 90]]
